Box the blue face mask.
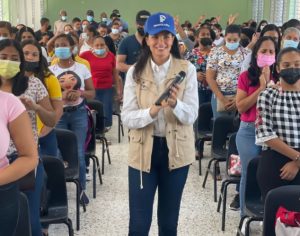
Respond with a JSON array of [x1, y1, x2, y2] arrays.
[[226, 41, 240, 51], [283, 39, 299, 49], [94, 48, 106, 56], [55, 47, 71, 59], [87, 15, 94, 22]]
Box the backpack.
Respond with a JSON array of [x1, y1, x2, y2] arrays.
[[85, 105, 96, 152]]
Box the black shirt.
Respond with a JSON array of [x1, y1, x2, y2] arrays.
[[117, 34, 142, 65], [35, 30, 54, 42]]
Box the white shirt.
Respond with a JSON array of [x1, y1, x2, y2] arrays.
[[121, 56, 198, 137], [213, 37, 224, 47]]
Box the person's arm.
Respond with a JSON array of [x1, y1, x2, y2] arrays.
[[116, 54, 131, 72], [193, 15, 206, 29], [47, 33, 60, 54], [112, 68, 122, 98], [174, 16, 195, 51], [83, 78, 95, 99], [0, 112, 38, 185]]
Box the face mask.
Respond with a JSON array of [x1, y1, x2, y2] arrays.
[[283, 39, 299, 49], [257, 53, 275, 68], [94, 48, 106, 56], [64, 31, 70, 35], [184, 30, 189, 36], [102, 18, 107, 22], [200, 38, 213, 47], [61, 16, 67, 21], [24, 61, 39, 72], [82, 25, 87, 31], [55, 47, 71, 60], [87, 15, 94, 22], [260, 25, 265, 31], [0, 60, 20, 79], [279, 68, 300, 85], [111, 29, 119, 35], [0, 36, 8, 41], [226, 41, 239, 50], [72, 46, 79, 55], [137, 27, 145, 36]]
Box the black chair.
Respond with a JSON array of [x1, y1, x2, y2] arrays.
[[202, 115, 235, 202], [14, 192, 31, 236], [195, 102, 213, 176], [86, 99, 111, 175], [217, 133, 241, 231], [112, 86, 124, 143], [263, 185, 300, 236], [85, 108, 103, 199], [40, 157, 74, 236], [237, 157, 264, 236], [56, 128, 86, 231]]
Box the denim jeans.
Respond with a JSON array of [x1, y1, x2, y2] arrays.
[[0, 182, 19, 236], [236, 121, 261, 216], [211, 93, 235, 120], [198, 89, 212, 105], [95, 88, 113, 127], [39, 129, 58, 157], [128, 137, 189, 236], [56, 106, 88, 190]]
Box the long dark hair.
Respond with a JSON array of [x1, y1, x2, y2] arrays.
[[256, 20, 268, 32], [16, 27, 36, 42], [133, 33, 181, 83], [260, 24, 281, 48], [0, 39, 28, 95], [21, 39, 52, 84], [248, 36, 278, 86]]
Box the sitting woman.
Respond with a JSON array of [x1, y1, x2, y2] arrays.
[[256, 47, 300, 200]]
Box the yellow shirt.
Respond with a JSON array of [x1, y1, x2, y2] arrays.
[[37, 74, 62, 134], [51, 55, 91, 71]]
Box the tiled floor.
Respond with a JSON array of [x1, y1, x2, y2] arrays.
[[49, 117, 262, 236]]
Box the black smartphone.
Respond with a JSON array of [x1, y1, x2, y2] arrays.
[[154, 71, 186, 106]]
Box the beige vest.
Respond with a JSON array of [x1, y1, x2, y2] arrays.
[[128, 56, 195, 172]]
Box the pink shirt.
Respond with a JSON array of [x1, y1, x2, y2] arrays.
[[0, 91, 25, 170], [237, 71, 260, 122]]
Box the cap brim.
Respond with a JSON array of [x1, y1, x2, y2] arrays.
[[147, 27, 176, 36]]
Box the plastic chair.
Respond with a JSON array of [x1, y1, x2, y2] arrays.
[[217, 133, 241, 231], [40, 156, 74, 236], [263, 185, 300, 236], [86, 100, 111, 175], [195, 102, 213, 176], [14, 192, 31, 236], [56, 128, 86, 231], [237, 157, 264, 236], [202, 115, 235, 202], [85, 107, 103, 199]]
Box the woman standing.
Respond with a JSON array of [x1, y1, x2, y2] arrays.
[[121, 12, 198, 235]]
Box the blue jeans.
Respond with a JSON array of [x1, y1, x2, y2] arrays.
[[56, 106, 88, 190], [211, 93, 235, 119], [236, 121, 261, 216], [128, 137, 189, 236], [198, 89, 212, 105], [39, 129, 58, 157], [95, 88, 113, 127]]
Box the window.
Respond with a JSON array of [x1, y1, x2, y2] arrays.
[[252, 0, 264, 22], [270, 0, 289, 25], [289, 0, 300, 20]]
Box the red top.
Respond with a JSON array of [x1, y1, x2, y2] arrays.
[[80, 51, 115, 89]]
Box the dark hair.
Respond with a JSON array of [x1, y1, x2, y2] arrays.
[[81, 19, 89, 24], [225, 24, 241, 36], [21, 39, 52, 84], [0, 39, 28, 95], [93, 35, 106, 44], [213, 23, 222, 31], [282, 19, 300, 33], [260, 24, 281, 48], [98, 23, 108, 29], [249, 21, 257, 29], [53, 34, 76, 60], [72, 17, 81, 24], [86, 25, 98, 37], [133, 32, 181, 83], [195, 26, 216, 40], [11, 27, 18, 35], [16, 27, 36, 42], [247, 36, 278, 86], [256, 20, 268, 32], [0, 21, 12, 34], [277, 47, 300, 65], [40, 17, 49, 26]]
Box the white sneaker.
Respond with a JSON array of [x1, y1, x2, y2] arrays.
[[241, 217, 250, 235], [86, 173, 92, 181]]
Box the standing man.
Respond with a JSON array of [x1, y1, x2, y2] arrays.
[[72, 17, 82, 37], [86, 10, 98, 30], [35, 17, 54, 43], [54, 9, 69, 34]]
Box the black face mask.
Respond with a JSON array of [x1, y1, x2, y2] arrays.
[[240, 38, 250, 48], [24, 61, 39, 72], [137, 27, 145, 36], [200, 38, 212, 47], [279, 68, 300, 85]]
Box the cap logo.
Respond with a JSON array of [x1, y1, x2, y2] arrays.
[[159, 15, 166, 23]]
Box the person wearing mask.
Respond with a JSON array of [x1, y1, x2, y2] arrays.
[[72, 17, 82, 37], [121, 12, 198, 235], [81, 19, 90, 34], [281, 27, 300, 49], [97, 23, 116, 55], [35, 17, 54, 43], [81, 36, 121, 129], [0, 39, 55, 236], [256, 47, 300, 201], [256, 20, 268, 33], [212, 24, 224, 47], [110, 9, 129, 32], [49, 34, 95, 204], [117, 10, 151, 73], [86, 10, 98, 30], [0, 90, 38, 236], [236, 36, 277, 216], [0, 21, 13, 40], [99, 12, 109, 25], [79, 25, 98, 54], [54, 9, 69, 34], [64, 24, 74, 34], [109, 20, 126, 51]]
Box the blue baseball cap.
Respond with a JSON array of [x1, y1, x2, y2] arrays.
[[144, 12, 176, 36]]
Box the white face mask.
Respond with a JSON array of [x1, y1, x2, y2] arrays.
[[111, 28, 119, 35], [82, 25, 87, 31], [102, 18, 107, 22]]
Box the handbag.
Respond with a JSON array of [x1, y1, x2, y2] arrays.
[[228, 154, 241, 176], [275, 206, 300, 236], [216, 94, 236, 112]]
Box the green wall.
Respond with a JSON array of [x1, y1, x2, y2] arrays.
[[44, 0, 252, 32]]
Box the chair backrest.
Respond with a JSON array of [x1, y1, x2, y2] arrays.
[[14, 192, 31, 236], [86, 99, 106, 134], [198, 102, 213, 132], [245, 157, 262, 203], [225, 133, 238, 170], [85, 110, 97, 155], [263, 185, 300, 236], [55, 128, 79, 172]]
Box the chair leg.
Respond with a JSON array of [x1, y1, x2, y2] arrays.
[[74, 180, 80, 231], [236, 215, 248, 236], [221, 182, 229, 231], [245, 217, 252, 236], [65, 218, 74, 236], [104, 137, 111, 165], [89, 156, 97, 199], [118, 115, 121, 143], [213, 161, 218, 202], [121, 121, 124, 137], [94, 155, 103, 185], [198, 152, 203, 176], [101, 139, 105, 174], [217, 181, 225, 213], [202, 158, 214, 188]]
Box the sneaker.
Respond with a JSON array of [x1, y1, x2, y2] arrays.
[[229, 194, 240, 211], [80, 191, 89, 205], [86, 173, 92, 181], [240, 217, 249, 235]]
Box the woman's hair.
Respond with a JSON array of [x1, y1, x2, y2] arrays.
[[16, 27, 36, 42], [260, 24, 281, 46], [256, 20, 268, 32], [225, 24, 241, 36], [86, 25, 98, 37], [282, 27, 300, 39], [247, 36, 278, 86], [64, 24, 74, 31], [93, 35, 106, 45], [21, 39, 52, 84], [132, 33, 181, 83], [0, 21, 12, 35], [277, 47, 300, 65], [0, 39, 28, 95], [53, 34, 76, 60]]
